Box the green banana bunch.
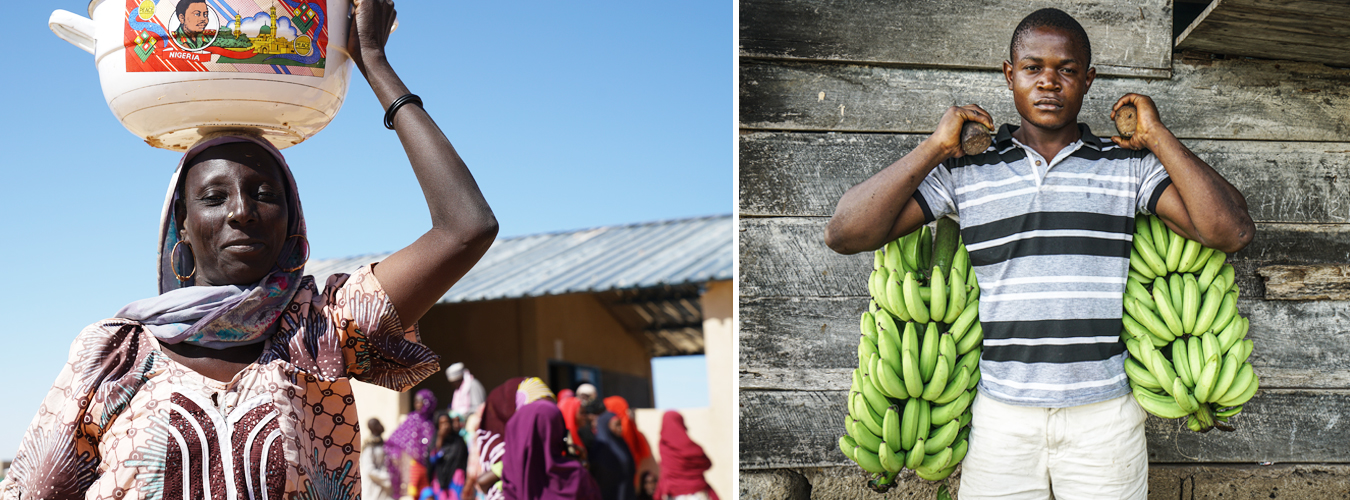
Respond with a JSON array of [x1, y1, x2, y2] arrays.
[[843, 218, 982, 488], [1122, 214, 1258, 433]]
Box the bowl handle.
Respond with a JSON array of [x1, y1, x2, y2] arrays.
[[50, 10, 96, 55]]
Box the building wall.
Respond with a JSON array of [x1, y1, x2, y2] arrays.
[[700, 279, 733, 498], [740, 0, 1350, 497]]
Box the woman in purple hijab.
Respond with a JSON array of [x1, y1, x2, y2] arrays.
[[387, 389, 439, 497], [503, 400, 602, 500]]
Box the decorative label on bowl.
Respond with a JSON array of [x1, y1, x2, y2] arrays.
[[124, 0, 329, 76]]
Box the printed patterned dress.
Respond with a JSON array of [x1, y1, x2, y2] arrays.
[[0, 265, 440, 500]]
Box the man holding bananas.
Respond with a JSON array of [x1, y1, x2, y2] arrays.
[[824, 8, 1254, 500]]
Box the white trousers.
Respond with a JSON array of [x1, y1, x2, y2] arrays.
[[958, 392, 1148, 500]]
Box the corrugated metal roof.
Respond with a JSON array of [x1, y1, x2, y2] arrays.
[[305, 215, 733, 304]]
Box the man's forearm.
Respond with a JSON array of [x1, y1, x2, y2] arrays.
[[1148, 130, 1254, 252], [825, 139, 947, 254]]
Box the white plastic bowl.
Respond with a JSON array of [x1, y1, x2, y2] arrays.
[[50, 0, 357, 151]]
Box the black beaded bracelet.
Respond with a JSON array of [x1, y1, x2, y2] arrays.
[[384, 93, 423, 130]]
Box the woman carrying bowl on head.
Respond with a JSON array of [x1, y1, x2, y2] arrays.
[[0, 1, 496, 498]]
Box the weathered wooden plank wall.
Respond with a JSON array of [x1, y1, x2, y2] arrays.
[[739, 0, 1350, 497]]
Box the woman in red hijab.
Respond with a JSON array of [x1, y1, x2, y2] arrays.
[[654, 411, 719, 500], [603, 396, 653, 483]]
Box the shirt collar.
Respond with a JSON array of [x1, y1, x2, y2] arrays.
[[994, 123, 1104, 151]]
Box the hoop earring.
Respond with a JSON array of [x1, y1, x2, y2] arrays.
[[280, 234, 309, 273], [171, 240, 196, 281]]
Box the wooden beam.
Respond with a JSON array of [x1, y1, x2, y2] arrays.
[[739, 59, 1350, 141], [739, 296, 1350, 390], [1259, 264, 1350, 301], [1176, 0, 1350, 67], [739, 218, 1350, 299], [740, 132, 1350, 224], [740, 388, 1350, 468], [740, 0, 1172, 78]]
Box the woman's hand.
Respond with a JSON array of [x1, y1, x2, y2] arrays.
[[347, 0, 397, 75]]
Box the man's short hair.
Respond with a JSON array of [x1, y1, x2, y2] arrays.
[[582, 398, 607, 415], [1009, 8, 1092, 67]]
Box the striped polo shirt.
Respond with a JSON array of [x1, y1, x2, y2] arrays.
[[913, 123, 1172, 407]]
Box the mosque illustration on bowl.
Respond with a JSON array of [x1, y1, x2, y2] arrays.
[[126, 0, 328, 74]]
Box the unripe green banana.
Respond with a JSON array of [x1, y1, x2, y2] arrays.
[[918, 446, 953, 474], [1217, 370, 1258, 407], [1219, 264, 1236, 291], [1215, 405, 1243, 418], [1129, 270, 1150, 284], [885, 240, 903, 272], [920, 322, 939, 382], [1193, 354, 1220, 403], [875, 249, 885, 271], [876, 315, 902, 374], [930, 266, 947, 323], [1171, 337, 1194, 388], [1182, 273, 1200, 334], [1149, 215, 1169, 256], [1187, 335, 1203, 384], [931, 390, 972, 427], [1197, 250, 1226, 290], [944, 267, 967, 323], [901, 397, 920, 451], [956, 346, 981, 376], [1151, 279, 1184, 338], [1168, 273, 1185, 321], [847, 415, 882, 453], [915, 398, 930, 441], [933, 366, 970, 405], [967, 367, 981, 390], [861, 311, 879, 343], [1148, 350, 1180, 397], [1123, 314, 1166, 347], [1133, 384, 1189, 419], [1237, 337, 1253, 365], [883, 405, 902, 453], [915, 463, 957, 482], [1129, 248, 1158, 280], [905, 272, 931, 324], [868, 268, 879, 302], [853, 443, 887, 474], [1134, 233, 1168, 277], [922, 355, 951, 401], [1126, 296, 1175, 342], [858, 335, 879, 370], [1135, 334, 1159, 371], [1211, 292, 1238, 335], [1216, 363, 1255, 405], [953, 243, 970, 283], [886, 270, 911, 322], [919, 225, 933, 270], [1135, 217, 1153, 247], [1216, 312, 1244, 354], [1126, 277, 1154, 310], [1125, 356, 1163, 391], [1201, 331, 1220, 363], [877, 358, 910, 400], [924, 419, 960, 454], [1178, 239, 1202, 274], [1190, 246, 1215, 273], [1195, 281, 1225, 335], [938, 333, 957, 373], [902, 320, 919, 356], [902, 348, 924, 398], [949, 438, 969, 466], [861, 368, 890, 416], [1124, 338, 1144, 363], [959, 410, 972, 430], [948, 300, 981, 342], [1165, 231, 1184, 273], [1211, 351, 1240, 403], [853, 389, 885, 436], [877, 439, 904, 474], [1172, 377, 1199, 413], [902, 231, 920, 273], [1185, 414, 1204, 432], [839, 435, 858, 462], [967, 270, 980, 301], [956, 322, 984, 355], [905, 438, 925, 470]]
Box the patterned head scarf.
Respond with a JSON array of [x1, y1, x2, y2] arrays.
[[386, 389, 439, 496], [115, 134, 307, 349]]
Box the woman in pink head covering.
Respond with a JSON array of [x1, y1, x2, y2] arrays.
[[502, 400, 602, 500], [655, 411, 719, 500]]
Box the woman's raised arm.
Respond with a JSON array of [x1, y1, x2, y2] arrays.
[[350, 0, 499, 324]]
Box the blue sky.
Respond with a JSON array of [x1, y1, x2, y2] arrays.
[[0, 1, 730, 459]]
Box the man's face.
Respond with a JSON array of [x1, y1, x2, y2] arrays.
[[1003, 26, 1095, 133], [180, 2, 210, 34]]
